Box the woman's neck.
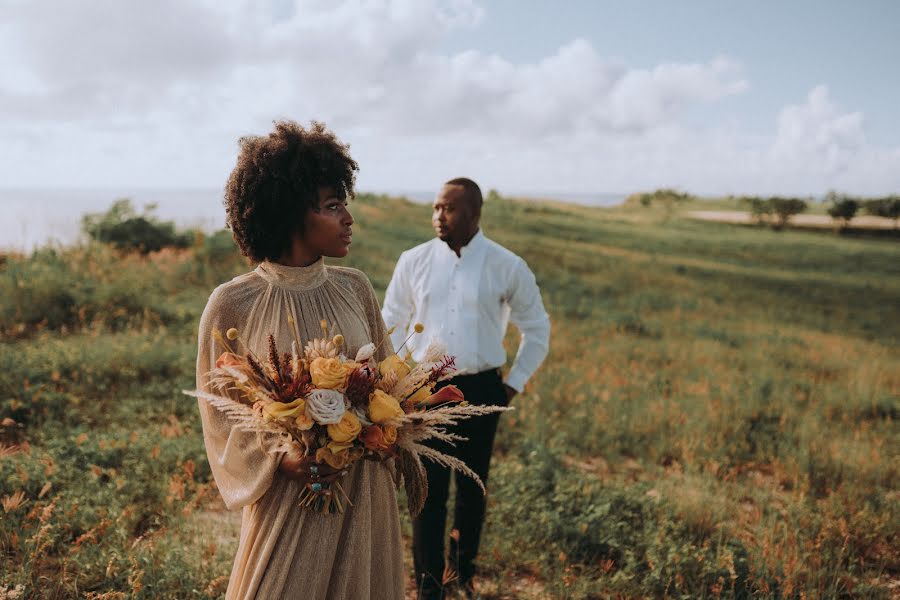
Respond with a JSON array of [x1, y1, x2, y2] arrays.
[[276, 242, 321, 267]]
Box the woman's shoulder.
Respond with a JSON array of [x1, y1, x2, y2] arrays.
[[326, 265, 372, 287], [326, 266, 378, 300]]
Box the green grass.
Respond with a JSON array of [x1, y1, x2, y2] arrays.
[[1, 194, 898, 598]]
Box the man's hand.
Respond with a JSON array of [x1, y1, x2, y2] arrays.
[[503, 384, 518, 404]]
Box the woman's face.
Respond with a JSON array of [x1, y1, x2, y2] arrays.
[[299, 186, 354, 258]]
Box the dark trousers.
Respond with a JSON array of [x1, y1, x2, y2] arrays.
[[412, 369, 508, 599]]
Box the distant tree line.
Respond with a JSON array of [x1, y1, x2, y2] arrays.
[[741, 192, 899, 230], [821, 191, 900, 229], [739, 196, 809, 229], [626, 188, 900, 232]]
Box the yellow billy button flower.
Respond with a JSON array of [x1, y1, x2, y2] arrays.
[[226, 328, 239, 340], [368, 389, 405, 423], [414, 323, 424, 333], [327, 411, 362, 443]]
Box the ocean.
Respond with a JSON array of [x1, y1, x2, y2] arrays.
[[0, 188, 624, 252]]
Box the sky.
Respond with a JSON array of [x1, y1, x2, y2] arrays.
[[1, 0, 899, 197]]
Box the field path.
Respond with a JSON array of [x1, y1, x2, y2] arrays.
[[687, 210, 896, 230]]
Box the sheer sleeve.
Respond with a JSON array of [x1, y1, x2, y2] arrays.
[[195, 286, 281, 510], [359, 273, 395, 362]]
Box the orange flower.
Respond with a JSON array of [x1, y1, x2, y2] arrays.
[[215, 352, 243, 369], [418, 385, 465, 407], [359, 424, 398, 452]]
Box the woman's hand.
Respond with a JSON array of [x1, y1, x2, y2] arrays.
[[278, 447, 344, 486]]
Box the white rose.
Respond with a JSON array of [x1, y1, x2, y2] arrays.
[[305, 389, 347, 425]]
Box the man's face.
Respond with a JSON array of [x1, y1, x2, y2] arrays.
[[432, 184, 477, 245]]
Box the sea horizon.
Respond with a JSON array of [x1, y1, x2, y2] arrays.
[[0, 187, 626, 252]]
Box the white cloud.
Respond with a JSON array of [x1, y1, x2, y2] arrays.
[[771, 85, 865, 174], [0, 0, 897, 196]]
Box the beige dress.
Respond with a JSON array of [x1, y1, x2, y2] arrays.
[[196, 258, 405, 600]]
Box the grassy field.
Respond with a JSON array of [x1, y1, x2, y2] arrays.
[[1, 195, 898, 599]]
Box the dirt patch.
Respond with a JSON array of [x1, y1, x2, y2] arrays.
[[687, 210, 896, 230]]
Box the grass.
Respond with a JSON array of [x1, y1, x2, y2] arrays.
[[1, 194, 898, 598]]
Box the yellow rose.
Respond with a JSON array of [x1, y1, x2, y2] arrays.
[[382, 424, 397, 446], [378, 354, 411, 380], [327, 411, 362, 443], [309, 357, 357, 390], [368, 389, 404, 423]]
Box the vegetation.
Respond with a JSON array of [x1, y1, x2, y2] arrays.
[[1, 194, 898, 598], [81, 199, 197, 254], [825, 192, 861, 228], [864, 196, 900, 228]]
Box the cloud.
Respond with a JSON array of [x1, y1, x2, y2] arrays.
[[771, 85, 865, 174], [0, 0, 896, 195]]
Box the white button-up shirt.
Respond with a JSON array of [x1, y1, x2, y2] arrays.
[[381, 230, 550, 392]]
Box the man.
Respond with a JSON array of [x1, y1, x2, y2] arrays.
[[382, 178, 551, 599]]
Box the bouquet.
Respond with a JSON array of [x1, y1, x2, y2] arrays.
[[185, 318, 509, 514]]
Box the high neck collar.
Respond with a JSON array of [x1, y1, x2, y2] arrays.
[[255, 257, 329, 290]]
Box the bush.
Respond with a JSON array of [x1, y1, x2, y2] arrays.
[[82, 199, 195, 254], [768, 197, 807, 228], [825, 192, 860, 228], [864, 195, 900, 227], [740, 196, 807, 229], [0, 245, 180, 337]]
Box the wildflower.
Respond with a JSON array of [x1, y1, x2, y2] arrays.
[[226, 328, 239, 341], [1, 490, 26, 513]]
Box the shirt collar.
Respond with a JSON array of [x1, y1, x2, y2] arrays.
[[439, 228, 485, 259]]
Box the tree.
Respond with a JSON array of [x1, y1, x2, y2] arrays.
[[825, 193, 859, 229], [82, 198, 195, 254], [767, 197, 807, 229], [741, 196, 770, 225], [864, 196, 900, 228]]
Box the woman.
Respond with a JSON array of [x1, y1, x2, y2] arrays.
[[196, 120, 404, 599]]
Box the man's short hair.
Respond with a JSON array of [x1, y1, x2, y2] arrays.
[[445, 177, 483, 214]]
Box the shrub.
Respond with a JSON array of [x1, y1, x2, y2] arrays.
[[82, 199, 195, 254], [825, 194, 859, 228]]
